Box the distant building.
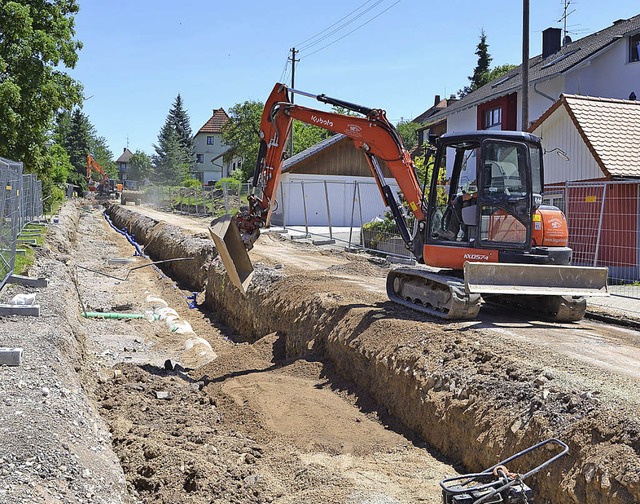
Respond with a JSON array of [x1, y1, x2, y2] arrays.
[[115, 148, 134, 182], [193, 108, 238, 184]]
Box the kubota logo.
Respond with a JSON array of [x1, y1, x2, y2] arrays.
[[550, 219, 563, 229], [464, 253, 490, 261], [311, 115, 333, 128]]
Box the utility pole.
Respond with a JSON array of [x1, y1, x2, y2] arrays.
[[521, 0, 530, 131], [288, 47, 299, 157]]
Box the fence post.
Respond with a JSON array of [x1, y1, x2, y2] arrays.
[[280, 180, 287, 229], [593, 182, 607, 267], [348, 181, 358, 248], [323, 180, 333, 240], [301, 181, 309, 237], [223, 182, 230, 213]]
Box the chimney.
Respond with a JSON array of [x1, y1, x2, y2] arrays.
[[123, 148, 126, 152], [542, 27, 561, 58], [433, 94, 441, 107]]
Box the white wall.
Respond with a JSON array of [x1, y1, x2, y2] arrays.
[[531, 105, 603, 184], [193, 133, 232, 184], [272, 173, 400, 227]]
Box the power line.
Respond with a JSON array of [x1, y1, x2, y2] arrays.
[[297, 0, 386, 52], [295, 0, 377, 48], [300, 0, 402, 60]]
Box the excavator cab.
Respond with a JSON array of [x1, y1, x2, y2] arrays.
[[430, 132, 539, 252]]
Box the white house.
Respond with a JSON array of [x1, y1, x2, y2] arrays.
[[422, 14, 640, 138], [192, 108, 238, 184]]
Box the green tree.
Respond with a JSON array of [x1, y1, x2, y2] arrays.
[[64, 108, 93, 188], [221, 100, 264, 181], [153, 97, 193, 183], [292, 122, 332, 155], [396, 120, 420, 151], [168, 94, 193, 158], [152, 125, 190, 185], [36, 143, 73, 211], [458, 29, 492, 98], [486, 63, 518, 82], [0, 0, 83, 169], [89, 136, 116, 178], [128, 150, 152, 181]]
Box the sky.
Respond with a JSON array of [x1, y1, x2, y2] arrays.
[[69, 0, 639, 158]]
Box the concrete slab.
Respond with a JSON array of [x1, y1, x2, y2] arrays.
[[0, 347, 23, 366], [0, 305, 40, 317], [312, 239, 336, 246], [8, 275, 48, 288]]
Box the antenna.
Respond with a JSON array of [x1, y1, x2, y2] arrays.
[[558, 0, 576, 44]]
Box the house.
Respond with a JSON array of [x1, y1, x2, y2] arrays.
[[270, 134, 399, 227], [414, 94, 457, 150], [192, 108, 237, 184], [529, 94, 640, 279], [115, 148, 133, 183], [423, 14, 640, 136]]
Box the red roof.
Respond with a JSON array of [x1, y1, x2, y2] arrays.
[[197, 108, 229, 135]]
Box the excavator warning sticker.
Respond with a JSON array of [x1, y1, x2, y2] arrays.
[[409, 201, 417, 211]]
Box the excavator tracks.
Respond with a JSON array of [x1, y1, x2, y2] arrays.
[[386, 267, 589, 322], [386, 268, 482, 320]]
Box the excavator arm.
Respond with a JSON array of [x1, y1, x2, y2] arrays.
[[239, 83, 426, 250]]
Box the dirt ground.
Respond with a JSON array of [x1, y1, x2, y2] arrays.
[[1, 200, 639, 503]]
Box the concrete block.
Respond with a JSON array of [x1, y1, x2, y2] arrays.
[[8, 275, 48, 288], [312, 239, 336, 246], [0, 347, 23, 366], [16, 239, 37, 245], [386, 255, 415, 265], [0, 304, 40, 317]]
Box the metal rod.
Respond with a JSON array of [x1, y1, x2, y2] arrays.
[[324, 180, 333, 240], [348, 181, 358, 248], [77, 257, 194, 282], [593, 183, 607, 267]]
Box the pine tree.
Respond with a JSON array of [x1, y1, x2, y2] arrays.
[[64, 108, 93, 187], [153, 95, 194, 183], [458, 30, 493, 98]]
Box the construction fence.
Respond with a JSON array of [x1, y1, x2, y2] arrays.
[[0, 157, 45, 290], [151, 178, 640, 312]]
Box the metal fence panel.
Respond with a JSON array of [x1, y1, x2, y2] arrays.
[[0, 158, 22, 289]]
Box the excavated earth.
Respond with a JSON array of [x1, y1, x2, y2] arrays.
[[106, 203, 640, 504], [1, 199, 639, 503]]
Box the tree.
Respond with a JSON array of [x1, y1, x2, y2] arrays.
[[458, 29, 493, 98], [36, 143, 73, 211], [168, 94, 194, 158], [396, 120, 420, 151], [64, 108, 93, 188], [486, 63, 518, 82], [0, 0, 83, 169], [128, 151, 152, 181], [153, 96, 193, 184], [152, 125, 190, 185], [221, 100, 264, 181], [292, 122, 332, 155]]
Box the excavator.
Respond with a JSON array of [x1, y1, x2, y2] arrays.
[[209, 83, 608, 321], [86, 154, 117, 198]]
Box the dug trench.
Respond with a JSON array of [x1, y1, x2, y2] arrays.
[[103, 202, 640, 503]]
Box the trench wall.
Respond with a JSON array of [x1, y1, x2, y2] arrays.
[[106, 205, 640, 504]]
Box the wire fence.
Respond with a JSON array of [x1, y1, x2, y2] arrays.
[[0, 157, 45, 290], [144, 183, 252, 217]]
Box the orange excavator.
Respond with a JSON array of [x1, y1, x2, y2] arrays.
[[86, 154, 110, 194], [210, 83, 608, 321]]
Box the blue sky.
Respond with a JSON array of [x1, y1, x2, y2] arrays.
[[69, 0, 639, 158]]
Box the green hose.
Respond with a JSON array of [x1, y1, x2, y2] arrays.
[[82, 311, 146, 319]]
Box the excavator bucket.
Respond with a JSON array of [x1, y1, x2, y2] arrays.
[[209, 214, 254, 294], [463, 262, 609, 297]]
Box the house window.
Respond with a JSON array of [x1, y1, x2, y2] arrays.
[[119, 162, 127, 171], [543, 193, 565, 213], [483, 107, 502, 129], [207, 136, 215, 145], [630, 33, 640, 63], [196, 154, 204, 163]]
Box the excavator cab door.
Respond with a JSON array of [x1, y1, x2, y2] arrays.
[[476, 139, 535, 250]]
